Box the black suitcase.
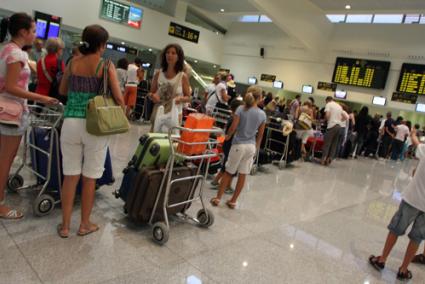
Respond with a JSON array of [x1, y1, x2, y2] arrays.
[[125, 165, 198, 223]]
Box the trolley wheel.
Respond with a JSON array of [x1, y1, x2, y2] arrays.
[[152, 222, 169, 245], [250, 165, 258, 176], [33, 194, 56, 217], [7, 174, 24, 193], [197, 209, 215, 228]]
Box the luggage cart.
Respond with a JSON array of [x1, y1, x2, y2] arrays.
[[7, 104, 63, 216], [212, 106, 232, 131], [129, 86, 148, 122], [149, 126, 224, 245], [263, 123, 291, 169]]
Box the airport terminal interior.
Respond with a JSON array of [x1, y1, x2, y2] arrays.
[[1, 0, 425, 283]]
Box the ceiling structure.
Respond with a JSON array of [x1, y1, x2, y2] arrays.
[[309, 0, 425, 12]]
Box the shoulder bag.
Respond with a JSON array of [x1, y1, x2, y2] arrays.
[[86, 60, 129, 136]]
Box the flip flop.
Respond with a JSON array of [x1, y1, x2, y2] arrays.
[[77, 224, 99, 237], [397, 268, 413, 281], [0, 208, 24, 220], [226, 200, 237, 209], [210, 198, 220, 207], [368, 255, 385, 271], [57, 224, 69, 239]]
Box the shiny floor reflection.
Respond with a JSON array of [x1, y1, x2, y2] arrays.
[[1, 123, 424, 284]]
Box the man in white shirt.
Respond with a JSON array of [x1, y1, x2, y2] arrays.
[[124, 57, 143, 118], [321, 96, 348, 165], [205, 72, 229, 115], [369, 127, 425, 281], [391, 120, 410, 161]]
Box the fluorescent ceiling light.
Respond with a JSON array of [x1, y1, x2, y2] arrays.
[[220, 8, 224, 12], [345, 4, 351, 10]]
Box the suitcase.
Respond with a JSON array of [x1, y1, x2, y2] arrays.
[[178, 113, 215, 155], [30, 127, 114, 193], [192, 148, 221, 175], [129, 133, 171, 170], [125, 165, 198, 223]]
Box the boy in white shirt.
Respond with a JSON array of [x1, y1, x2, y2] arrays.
[[369, 127, 425, 281]]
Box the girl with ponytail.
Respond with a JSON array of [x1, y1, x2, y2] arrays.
[[0, 13, 58, 220], [211, 85, 267, 209]]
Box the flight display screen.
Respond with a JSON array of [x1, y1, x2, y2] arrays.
[[397, 63, 425, 95], [100, 0, 143, 29], [332, 57, 390, 89]]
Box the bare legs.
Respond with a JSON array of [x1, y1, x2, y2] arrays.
[[212, 172, 247, 208], [0, 135, 23, 216], [60, 175, 98, 236]]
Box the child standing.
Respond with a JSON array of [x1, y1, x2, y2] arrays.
[[210, 86, 266, 209], [210, 99, 244, 193]]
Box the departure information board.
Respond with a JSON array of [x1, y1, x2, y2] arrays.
[[332, 57, 390, 89], [397, 63, 425, 95], [168, 22, 200, 43], [100, 0, 143, 29]]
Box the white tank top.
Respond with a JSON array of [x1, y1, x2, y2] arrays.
[[158, 71, 184, 113]]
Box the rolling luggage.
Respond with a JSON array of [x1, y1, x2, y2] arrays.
[[125, 165, 198, 223], [117, 133, 171, 202], [129, 133, 171, 170], [30, 127, 114, 193]]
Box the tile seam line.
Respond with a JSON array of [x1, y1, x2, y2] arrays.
[[1, 221, 45, 284]]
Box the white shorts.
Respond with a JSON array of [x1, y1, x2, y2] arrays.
[[295, 129, 314, 144], [60, 118, 109, 179], [225, 144, 256, 175]]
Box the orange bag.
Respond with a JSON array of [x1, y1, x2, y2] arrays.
[[178, 113, 215, 155]]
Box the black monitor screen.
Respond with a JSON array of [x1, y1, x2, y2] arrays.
[[332, 57, 390, 89]]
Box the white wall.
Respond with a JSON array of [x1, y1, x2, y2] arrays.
[[222, 22, 425, 112], [0, 0, 224, 64]]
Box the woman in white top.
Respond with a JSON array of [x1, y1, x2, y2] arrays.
[[150, 43, 191, 129]]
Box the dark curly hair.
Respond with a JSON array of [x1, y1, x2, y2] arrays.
[[160, 43, 185, 73]]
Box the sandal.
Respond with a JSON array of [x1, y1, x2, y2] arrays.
[[77, 224, 100, 236], [0, 205, 24, 220], [57, 224, 69, 239], [397, 268, 413, 281], [210, 197, 220, 207], [368, 255, 385, 271], [412, 253, 425, 265], [226, 200, 237, 209]]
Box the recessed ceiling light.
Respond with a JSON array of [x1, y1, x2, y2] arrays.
[[148, 48, 152, 52], [121, 41, 125, 45], [213, 65, 217, 68], [345, 4, 351, 10], [220, 8, 225, 13], [194, 60, 198, 63]]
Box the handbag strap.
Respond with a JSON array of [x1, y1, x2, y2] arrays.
[[41, 56, 53, 83]]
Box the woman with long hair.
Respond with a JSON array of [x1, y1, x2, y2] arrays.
[[210, 86, 267, 209], [149, 43, 191, 130], [0, 13, 58, 220], [57, 25, 124, 238]]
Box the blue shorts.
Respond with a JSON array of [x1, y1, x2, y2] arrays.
[[0, 111, 29, 136], [388, 200, 425, 244]]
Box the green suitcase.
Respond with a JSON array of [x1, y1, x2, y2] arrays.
[[130, 133, 171, 170]]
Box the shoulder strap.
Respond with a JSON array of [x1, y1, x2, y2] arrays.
[[56, 58, 62, 73], [41, 56, 53, 83], [95, 59, 104, 76]]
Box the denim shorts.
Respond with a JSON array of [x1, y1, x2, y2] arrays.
[[388, 200, 425, 244], [0, 111, 29, 136]]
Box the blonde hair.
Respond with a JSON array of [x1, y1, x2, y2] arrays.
[[45, 37, 64, 54], [244, 85, 263, 108]]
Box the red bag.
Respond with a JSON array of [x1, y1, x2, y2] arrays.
[[178, 113, 215, 155], [0, 97, 23, 127]]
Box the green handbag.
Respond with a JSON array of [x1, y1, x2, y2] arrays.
[[86, 60, 129, 136]]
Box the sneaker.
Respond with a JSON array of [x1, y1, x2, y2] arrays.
[[210, 180, 219, 187]]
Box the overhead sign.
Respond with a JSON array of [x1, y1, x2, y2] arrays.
[[100, 0, 143, 29], [332, 57, 390, 89], [317, 81, 337, 92], [397, 63, 425, 95], [260, 74, 276, 82], [168, 22, 200, 43], [106, 42, 138, 55]]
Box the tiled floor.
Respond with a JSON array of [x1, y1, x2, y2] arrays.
[[1, 123, 424, 283]]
